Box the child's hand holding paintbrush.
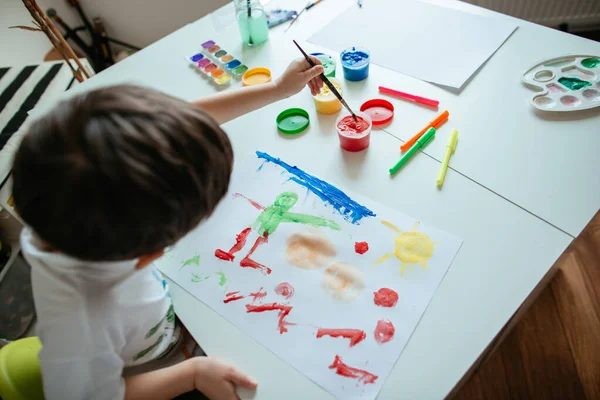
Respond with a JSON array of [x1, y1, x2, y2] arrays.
[[276, 56, 324, 97]]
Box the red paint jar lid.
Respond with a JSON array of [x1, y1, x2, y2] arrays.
[[360, 99, 394, 125]]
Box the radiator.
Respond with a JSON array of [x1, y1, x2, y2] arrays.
[[461, 0, 600, 30]]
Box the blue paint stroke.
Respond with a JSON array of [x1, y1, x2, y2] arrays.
[[255, 151, 376, 224]]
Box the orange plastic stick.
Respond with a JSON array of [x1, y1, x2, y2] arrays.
[[400, 110, 449, 152]]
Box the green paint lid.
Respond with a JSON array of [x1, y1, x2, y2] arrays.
[[276, 108, 310, 134]]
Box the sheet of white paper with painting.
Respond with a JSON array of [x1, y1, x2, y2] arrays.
[[307, 0, 518, 89], [156, 151, 463, 400]]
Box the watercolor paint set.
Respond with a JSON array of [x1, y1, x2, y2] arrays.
[[186, 40, 250, 87], [522, 55, 600, 112]]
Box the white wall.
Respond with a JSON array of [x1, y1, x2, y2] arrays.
[[2, 0, 229, 64]]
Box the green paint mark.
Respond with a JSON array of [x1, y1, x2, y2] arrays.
[[251, 192, 341, 236], [216, 272, 228, 287], [144, 304, 174, 339], [558, 77, 592, 91], [180, 254, 200, 271], [191, 273, 210, 283], [581, 57, 600, 69], [133, 334, 165, 361]]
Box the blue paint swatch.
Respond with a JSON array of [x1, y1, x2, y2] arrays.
[[226, 60, 242, 69], [190, 53, 204, 62], [256, 151, 376, 224]]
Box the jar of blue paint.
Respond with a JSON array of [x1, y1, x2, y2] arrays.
[[340, 47, 370, 81]]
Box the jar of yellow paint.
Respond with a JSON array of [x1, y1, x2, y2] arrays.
[[312, 78, 342, 114]]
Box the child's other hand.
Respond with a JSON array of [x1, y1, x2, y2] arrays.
[[275, 57, 324, 98], [194, 357, 258, 400]]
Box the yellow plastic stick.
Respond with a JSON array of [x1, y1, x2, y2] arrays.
[[436, 129, 459, 187]]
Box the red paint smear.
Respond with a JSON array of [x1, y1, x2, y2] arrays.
[[246, 303, 293, 334], [354, 241, 369, 254], [226, 291, 240, 296], [274, 282, 294, 299], [373, 288, 399, 308], [328, 355, 378, 384], [316, 328, 366, 347], [240, 234, 272, 275], [233, 193, 265, 210], [215, 227, 252, 261], [374, 319, 395, 344], [223, 295, 245, 303], [249, 287, 267, 303]]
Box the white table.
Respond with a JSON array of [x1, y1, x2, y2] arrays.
[[28, 0, 593, 398]]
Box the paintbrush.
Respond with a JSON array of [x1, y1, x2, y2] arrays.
[[293, 40, 357, 122], [247, 0, 254, 45], [284, 0, 323, 33]]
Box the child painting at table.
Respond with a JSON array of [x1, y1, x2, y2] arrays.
[[11, 58, 323, 400]]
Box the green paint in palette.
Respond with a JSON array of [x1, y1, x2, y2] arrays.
[[558, 77, 591, 91], [581, 57, 600, 69]]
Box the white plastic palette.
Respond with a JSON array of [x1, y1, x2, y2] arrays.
[[522, 55, 600, 112]]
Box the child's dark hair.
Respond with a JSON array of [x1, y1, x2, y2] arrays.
[[12, 84, 233, 261]]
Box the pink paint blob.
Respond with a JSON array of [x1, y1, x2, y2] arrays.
[[274, 282, 294, 299], [374, 319, 395, 344]]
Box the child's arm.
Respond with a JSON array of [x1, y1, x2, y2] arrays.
[[125, 357, 257, 400], [194, 57, 324, 124]]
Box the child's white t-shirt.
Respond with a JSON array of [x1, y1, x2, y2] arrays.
[[21, 228, 178, 400]]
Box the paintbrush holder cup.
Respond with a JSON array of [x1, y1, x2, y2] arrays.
[[235, 0, 269, 46]]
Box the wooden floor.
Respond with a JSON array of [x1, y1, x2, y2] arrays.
[[454, 212, 600, 400]]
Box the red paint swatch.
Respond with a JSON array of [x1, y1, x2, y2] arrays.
[[233, 193, 265, 210], [274, 282, 294, 299], [374, 319, 395, 344], [354, 241, 369, 254], [240, 234, 272, 275], [316, 328, 366, 347], [328, 355, 378, 384], [246, 303, 293, 334], [373, 288, 399, 308], [249, 287, 267, 303], [215, 227, 252, 261], [223, 291, 246, 304]]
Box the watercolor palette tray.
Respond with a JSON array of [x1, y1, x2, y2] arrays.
[[186, 40, 250, 88], [522, 55, 600, 112]]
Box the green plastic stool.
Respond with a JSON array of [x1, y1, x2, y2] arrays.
[[0, 337, 44, 400]]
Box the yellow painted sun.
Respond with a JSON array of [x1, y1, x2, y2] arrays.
[[374, 220, 435, 276]]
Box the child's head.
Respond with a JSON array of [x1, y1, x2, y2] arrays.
[[13, 84, 233, 262]]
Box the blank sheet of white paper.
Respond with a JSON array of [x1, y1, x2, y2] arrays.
[[307, 0, 518, 89], [157, 151, 462, 400]]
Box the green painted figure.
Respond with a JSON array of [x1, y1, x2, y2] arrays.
[[215, 192, 340, 274]]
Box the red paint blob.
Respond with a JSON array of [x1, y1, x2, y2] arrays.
[[246, 303, 293, 334], [337, 115, 369, 134], [316, 328, 366, 347], [274, 282, 294, 299], [328, 355, 378, 384], [374, 319, 395, 344], [354, 241, 369, 254], [249, 287, 267, 303], [373, 288, 399, 308]]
